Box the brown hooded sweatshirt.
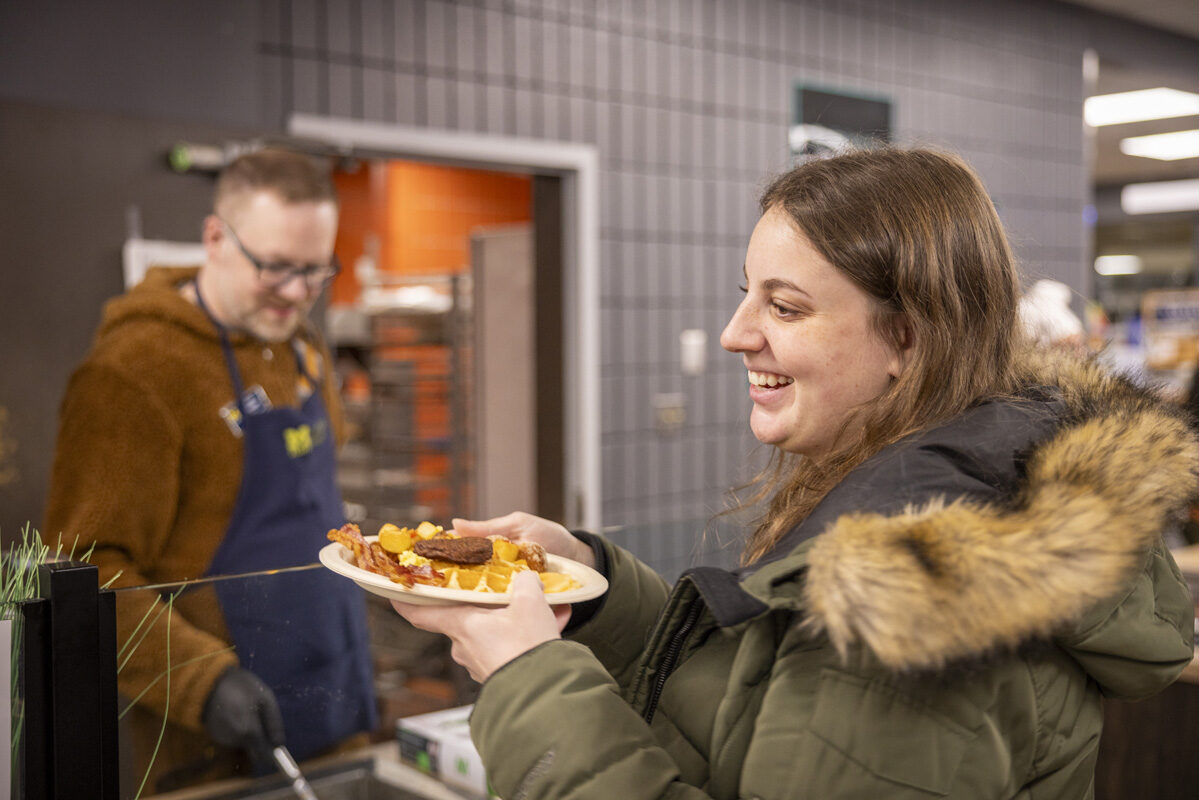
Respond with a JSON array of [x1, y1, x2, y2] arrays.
[[44, 265, 345, 787]]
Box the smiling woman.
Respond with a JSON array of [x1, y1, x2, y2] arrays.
[[390, 146, 1198, 800], [733, 148, 1024, 562]]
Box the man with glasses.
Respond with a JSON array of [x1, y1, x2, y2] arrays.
[[45, 148, 376, 791]]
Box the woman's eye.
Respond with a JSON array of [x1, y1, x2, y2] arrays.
[[771, 301, 801, 319], [737, 284, 748, 294]]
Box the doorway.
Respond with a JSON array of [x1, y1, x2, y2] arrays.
[[288, 116, 599, 750], [290, 113, 601, 532], [325, 157, 567, 528]]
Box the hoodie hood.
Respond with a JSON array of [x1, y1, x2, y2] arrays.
[[748, 349, 1197, 694], [99, 266, 319, 351], [97, 266, 220, 343]]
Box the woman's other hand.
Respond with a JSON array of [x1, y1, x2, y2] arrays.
[[393, 571, 572, 682], [452, 511, 595, 568]]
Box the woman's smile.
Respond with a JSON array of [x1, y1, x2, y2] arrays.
[[747, 369, 795, 404], [748, 369, 795, 388]]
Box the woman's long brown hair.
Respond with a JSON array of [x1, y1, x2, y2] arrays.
[[740, 147, 1024, 564]]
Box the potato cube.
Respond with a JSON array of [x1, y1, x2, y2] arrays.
[[485, 569, 511, 592], [491, 539, 520, 563], [378, 525, 414, 554], [448, 568, 481, 591], [488, 562, 515, 577], [415, 521, 442, 539], [539, 572, 579, 593]]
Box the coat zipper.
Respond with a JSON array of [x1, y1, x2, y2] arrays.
[[643, 598, 703, 725]]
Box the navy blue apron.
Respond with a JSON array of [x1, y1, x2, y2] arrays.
[[196, 286, 376, 763]]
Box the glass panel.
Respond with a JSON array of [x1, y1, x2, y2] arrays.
[[112, 573, 476, 799]]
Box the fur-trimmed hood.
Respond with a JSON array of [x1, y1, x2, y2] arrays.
[[751, 349, 1198, 689]]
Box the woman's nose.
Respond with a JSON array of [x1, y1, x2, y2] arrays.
[[720, 301, 759, 353]]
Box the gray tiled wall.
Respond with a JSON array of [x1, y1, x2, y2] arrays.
[[5, 1, 1198, 564], [259, 0, 1092, 575]]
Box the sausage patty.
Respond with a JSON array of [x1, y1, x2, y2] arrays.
[[413, 536, 494, 564]]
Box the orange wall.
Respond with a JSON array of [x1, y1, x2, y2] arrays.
[[330, 160, 532, 303], [386, 161, 531, 276], [330, 161, 390, 307]]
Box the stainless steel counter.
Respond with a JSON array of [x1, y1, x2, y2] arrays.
[[144, 742, 474, 800]]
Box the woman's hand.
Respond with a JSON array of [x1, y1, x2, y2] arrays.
[[452, 511, 595, 568], [393, 571, 572, 682]]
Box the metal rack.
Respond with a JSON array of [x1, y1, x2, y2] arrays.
[[332, 275, 472, 531]]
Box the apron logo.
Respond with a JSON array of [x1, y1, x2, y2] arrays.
[[284, 425, 313, 457], [283, 421, 327, 458]]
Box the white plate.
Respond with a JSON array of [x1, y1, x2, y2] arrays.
[[319, 536, 609, 606]]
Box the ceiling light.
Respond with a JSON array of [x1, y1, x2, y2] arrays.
[[1119, 129, 1199, 161], [1121, 178, 1199, 214], [1084, 87, 1199, 126], [1094, 255, 1142, 276]]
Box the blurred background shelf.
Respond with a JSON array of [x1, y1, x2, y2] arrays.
[[332, 276, 472, 531]]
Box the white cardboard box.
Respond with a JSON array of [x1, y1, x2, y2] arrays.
[[397, 705, 495, 798]]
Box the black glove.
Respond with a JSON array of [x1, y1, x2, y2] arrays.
[[202, 667, 285, 765]]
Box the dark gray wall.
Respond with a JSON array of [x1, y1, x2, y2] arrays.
[[0, 1, 269, 539], [3, 0, 1199, 576], [0, 101, 256, 536], [0, 0, 265, 128]]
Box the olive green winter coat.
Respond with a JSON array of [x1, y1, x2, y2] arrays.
[[471, 354, 1198, 800]]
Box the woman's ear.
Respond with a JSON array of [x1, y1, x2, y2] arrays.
[[887, 313, 915, 379]]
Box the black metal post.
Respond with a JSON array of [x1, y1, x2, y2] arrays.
[[17, 597, 49, 800], [18, 560, 119, 799], [99, 589, 119, 795]]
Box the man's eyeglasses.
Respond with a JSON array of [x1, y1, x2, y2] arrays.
[[220, 219, 341, 290]]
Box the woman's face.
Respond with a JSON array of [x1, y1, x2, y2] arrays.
[[720, 207, 905, 458]]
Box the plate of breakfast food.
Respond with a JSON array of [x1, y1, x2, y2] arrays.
[[320, 521, 608, 606]]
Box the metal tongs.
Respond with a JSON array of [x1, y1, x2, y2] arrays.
[[272, 745, 321, 800]]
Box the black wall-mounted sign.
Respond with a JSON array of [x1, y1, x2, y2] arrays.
[[790, 85, 892, 157]]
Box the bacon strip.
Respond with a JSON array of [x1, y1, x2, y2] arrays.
[[328, 524, 443, 588]]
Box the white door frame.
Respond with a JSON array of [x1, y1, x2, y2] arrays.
[[288, 114, 601, 532]]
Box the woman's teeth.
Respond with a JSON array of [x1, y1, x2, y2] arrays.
[[748, 370, 794, 388]]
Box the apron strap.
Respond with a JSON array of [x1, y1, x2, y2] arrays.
[[194, 281, 248, 411], [291, 336, 321, 386]]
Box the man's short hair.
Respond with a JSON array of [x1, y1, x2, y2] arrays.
[[214, 148, 337, 217]]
